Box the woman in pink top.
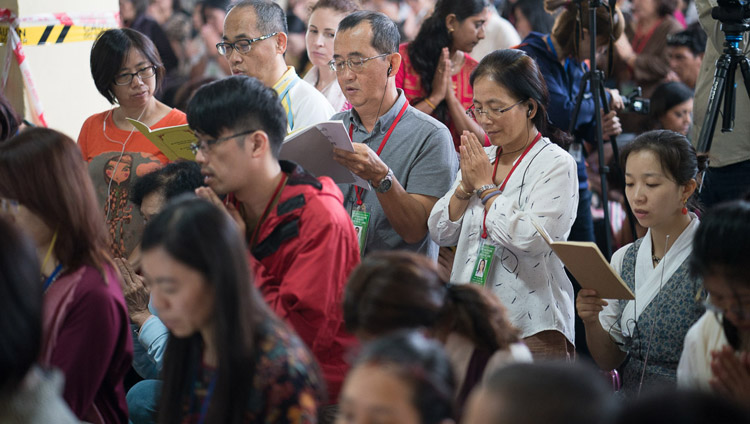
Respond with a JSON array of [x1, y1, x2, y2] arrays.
[[0, 128, 133, 424], [395, 0, 489, 150]]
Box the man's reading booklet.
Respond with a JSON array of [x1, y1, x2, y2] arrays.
[[531, 219, 635, 300], [281, 121, 370, 189], [127, 118, 197, 161], [130, 119, 370, 189]]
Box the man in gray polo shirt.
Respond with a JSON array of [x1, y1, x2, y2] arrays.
[[332, 11, 457, 259]]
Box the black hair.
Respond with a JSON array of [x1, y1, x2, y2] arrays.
[[470, 49, 573, 147], [650, 81, 694, 124], [689, 199, 750, 285], [613, 389, 750, 424], [131, 161, 203, 208], [90, 28, 165, 105], [548, 0, 624, 60], [407, 0, 488, 123], [352, 330, 455, 424], [186, 75, 287, 157], [480, 362, 616, 424], [229, 0, 288, 34], [666, 24, 708, 56], [0, 92, 21, 142], [620, 130, 707, 212], [511, 0, 555, 35], [0, 217, 42, 396], [145, 197, 271, 424], [338, 10, 400, 54], [200, 0, 230, 12]]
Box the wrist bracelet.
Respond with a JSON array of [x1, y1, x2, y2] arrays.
[[475, 184, 497, 196], [424, 98, 437, 110], [457, 182, 473, 198], [481, 190, 501, 205], [454, 187, 471, 200]]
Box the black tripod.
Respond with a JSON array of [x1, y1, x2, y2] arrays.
[[696, 2, 750, 154], [568, 0, 636, 259]]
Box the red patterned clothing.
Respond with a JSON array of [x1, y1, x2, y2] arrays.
[[395, 42, 479, 150], [180, 319, 324, 423]]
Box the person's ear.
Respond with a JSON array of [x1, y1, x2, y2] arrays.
[[682, 178, 698, 202], [445, 13, 457, 34], [388, 53, 401, 78], [275, 31, 288, 55], [527, 100, 537, 119], [244, 130, 270, 158]]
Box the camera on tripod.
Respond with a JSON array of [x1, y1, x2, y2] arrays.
[[621, 88, 650, 114], [713, 0, 750, 24]]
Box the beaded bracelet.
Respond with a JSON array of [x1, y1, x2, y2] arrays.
[[475, 184, 497, 196], [481, 190, 501, 205]]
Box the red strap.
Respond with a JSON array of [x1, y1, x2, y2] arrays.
[[249, 173, 288, 248], [481, 132, 542, 238], [349, 101, 410, 205]]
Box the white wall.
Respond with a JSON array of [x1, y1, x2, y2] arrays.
[[1, 0, 118, 139]]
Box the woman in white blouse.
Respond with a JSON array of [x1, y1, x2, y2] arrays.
[[577, 130, 707, 397], [428, 49, 578, 360], [303, 0, 358, 112]]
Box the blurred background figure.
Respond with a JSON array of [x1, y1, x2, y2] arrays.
[[462, 362, 617, 424], [396, 0, 489, 150], [304, 0, 360, 112], [337, 330, 456, 424], [509, 0, 555, 40], [471, 2, 520, 61], [0, 128, 133, 423], [649, 81, 694, 137], [119, 0, 179, 79], [666, 24, 707, 89], [0, 217, 78, 424]]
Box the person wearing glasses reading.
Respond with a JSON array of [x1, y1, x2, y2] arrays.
[[188, 75, 360, 414], [331, 11, 457, 260], [221, 0, 334, 133], [429, 49, 579, 360], [78, 28, 186, 259]]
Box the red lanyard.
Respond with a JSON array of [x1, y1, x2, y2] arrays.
[[249, 173, 288, 248], [349, 101, 409, 205], [481, 132, 542, 239], [631, 18, 663, 54]]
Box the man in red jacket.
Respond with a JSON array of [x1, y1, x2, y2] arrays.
[[187, 75, 360, 406]]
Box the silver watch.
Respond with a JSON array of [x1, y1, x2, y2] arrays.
[[373, 168, 394, 193]]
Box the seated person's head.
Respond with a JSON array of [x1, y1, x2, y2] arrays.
[[511, 0, 555, 40], [690, 198, 750, 336], [333, 11, 401, 110], [649, 82, 694, 136], [337, 330, 456, 424], [344, 251, 520, 350], [0, 217, 42, 396], [186, 75, 287, 195], [131, 161, 204, 221], [463, 362, 615, 424], [221, 0, 289, 84], [666, 25, 707, 89], [614, 389, 750, 424]]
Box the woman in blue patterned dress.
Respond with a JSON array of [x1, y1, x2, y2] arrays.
[[577, 130, 707, 397], [140, 197, 324, 423]]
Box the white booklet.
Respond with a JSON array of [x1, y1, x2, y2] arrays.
[[281, 120, 370, 189]]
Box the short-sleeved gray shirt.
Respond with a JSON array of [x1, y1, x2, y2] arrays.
[[333, 90, 458, 259]]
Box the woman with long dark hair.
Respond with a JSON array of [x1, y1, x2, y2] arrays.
[[0, 128, 132, 423], [141, 197, 324, 424], [578, 130, 707, 396], [343, 251, 531, 411], [395, 0, 489, 150], [429, 49, 578, 360]]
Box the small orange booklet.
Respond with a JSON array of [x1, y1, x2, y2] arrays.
[[531, 219, 635, 300]]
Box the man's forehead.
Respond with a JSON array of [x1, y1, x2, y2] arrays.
[[334, 22, 375, 56], [224, 6, 259, 37]]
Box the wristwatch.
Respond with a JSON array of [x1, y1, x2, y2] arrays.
[[373, 168, 394, 193]]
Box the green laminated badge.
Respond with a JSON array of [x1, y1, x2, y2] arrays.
[[469, 240, 496, 286], [351, 209, 370, 256]]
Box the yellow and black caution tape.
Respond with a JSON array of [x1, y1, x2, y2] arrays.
[[0, 24, 115, 45]]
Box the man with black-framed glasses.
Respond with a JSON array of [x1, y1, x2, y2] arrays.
[[330, 11, 457, 260], [221, 0, 334, 133]]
